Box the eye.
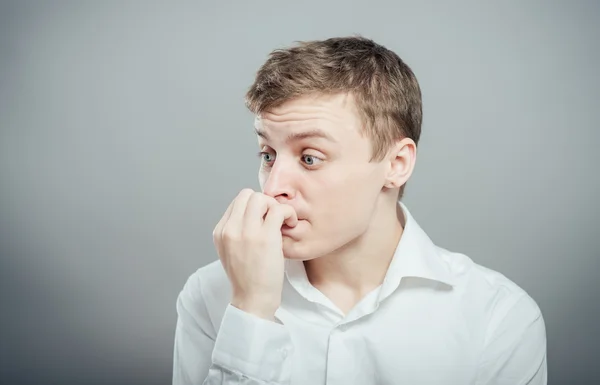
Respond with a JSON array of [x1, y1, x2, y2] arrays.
[[301, 154, 323, 167], [258, 151, 275, 166]]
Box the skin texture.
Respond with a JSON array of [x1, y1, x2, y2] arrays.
[[213, 93, 417, 318]]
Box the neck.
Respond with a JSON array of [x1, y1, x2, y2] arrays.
[[304, 198, 405, 297]]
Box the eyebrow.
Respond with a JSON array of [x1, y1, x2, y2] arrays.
[[254, 128, 337, 143]]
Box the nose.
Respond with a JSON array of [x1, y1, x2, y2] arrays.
[[261, 160, 296, 202]]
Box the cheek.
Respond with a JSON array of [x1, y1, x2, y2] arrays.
[[312, 166, 382, 206], [310, 169, 382, 230], [284, 178, 380, 260], [258, 170, 267, 189]]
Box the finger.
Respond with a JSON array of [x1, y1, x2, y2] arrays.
[[213, 197, 235, 261], [213, 198, 235, 239], [213, 189, 245, 238], [223, 188, 255, 233], [243, 193, 278, 231], [213, 189, 252, 254], [263, 203, 298, 232]]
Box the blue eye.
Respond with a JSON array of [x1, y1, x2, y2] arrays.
[[258, 151, 275, 165], [302, 155, 321, 166]]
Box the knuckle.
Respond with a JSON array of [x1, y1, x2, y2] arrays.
[[247, 192, 263, 205], [238, 188, 255, 199], [268, 205, 283, 218], [264, 194, 278, 204], [221, 227, 239, 242]]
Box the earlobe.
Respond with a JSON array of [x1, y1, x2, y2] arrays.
[[384, 180, 398, 188], [384, 174, 403, 189], [384, 139, 416, 189]]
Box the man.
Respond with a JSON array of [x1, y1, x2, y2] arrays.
[[172, 36, 547, 384]]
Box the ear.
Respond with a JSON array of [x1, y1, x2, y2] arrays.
[[384, 138, 417, 189]]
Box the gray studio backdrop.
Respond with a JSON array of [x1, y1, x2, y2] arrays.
[[0, 1, 598, 384]]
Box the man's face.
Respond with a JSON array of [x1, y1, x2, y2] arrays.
[[256, 93, 389, 260]]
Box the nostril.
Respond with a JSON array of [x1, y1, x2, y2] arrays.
[[275, 195, 291, 204]]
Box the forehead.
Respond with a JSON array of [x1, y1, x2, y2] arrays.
[[254, 93, 363, 137]]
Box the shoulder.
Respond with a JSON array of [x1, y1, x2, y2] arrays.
[[176, 260, 232, 336], [438, 246, 544, 329], [436, 249, 547, 380]]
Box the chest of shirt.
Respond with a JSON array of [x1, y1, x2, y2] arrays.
[[277, 284, 485, 384]]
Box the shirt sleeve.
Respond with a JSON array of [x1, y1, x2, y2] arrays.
[[209, 305, 294, 384], [172, 272, 294, 385], [475, 294, 547, 385]]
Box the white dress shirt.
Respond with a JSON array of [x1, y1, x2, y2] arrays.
[[172, 203, 547, 384]]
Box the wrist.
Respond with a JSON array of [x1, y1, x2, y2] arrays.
[[231, 296, 280, 321]]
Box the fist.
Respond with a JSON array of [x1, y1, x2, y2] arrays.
[[212, 189, 298, 320]]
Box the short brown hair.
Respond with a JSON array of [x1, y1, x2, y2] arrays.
[[246, 36, 422, 198]]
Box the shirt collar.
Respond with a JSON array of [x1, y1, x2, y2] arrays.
[[381, 202, 456, 294], [284, 202, 456, 302]]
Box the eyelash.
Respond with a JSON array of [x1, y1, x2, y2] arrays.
[[257, 151, 323, 169]]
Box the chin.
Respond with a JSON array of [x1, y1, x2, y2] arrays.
[[282, 236, 342, 261], [282, 237, 318, 261]]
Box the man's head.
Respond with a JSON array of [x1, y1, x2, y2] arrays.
[[246, 36, 422, 260]]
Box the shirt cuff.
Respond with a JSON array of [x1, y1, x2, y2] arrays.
[[212, 304, 294, 383]]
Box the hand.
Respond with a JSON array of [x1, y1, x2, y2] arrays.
[[213, 189, 298, 321]]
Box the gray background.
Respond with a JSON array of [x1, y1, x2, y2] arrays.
[[0, 1, 598, 384]]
